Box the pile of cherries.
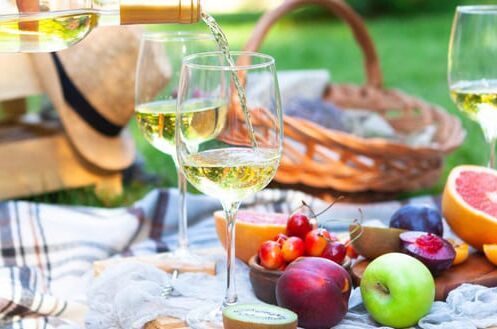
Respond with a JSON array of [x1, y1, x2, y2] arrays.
[[258, 212, 356, 270]]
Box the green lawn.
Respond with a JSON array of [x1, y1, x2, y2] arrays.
[[28, 10, 487, 206]]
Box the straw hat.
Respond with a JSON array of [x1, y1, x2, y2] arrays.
[[31, 26, 168, 171]]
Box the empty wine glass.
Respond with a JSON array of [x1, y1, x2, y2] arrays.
[[449, 6, 497, 167], [135, 31, 216, 263], [176, 51, 283, 328]]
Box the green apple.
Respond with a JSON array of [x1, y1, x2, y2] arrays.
[[360, 253, 435, 328]]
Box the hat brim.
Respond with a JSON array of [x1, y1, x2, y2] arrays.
[[32, 53, 135, 171]]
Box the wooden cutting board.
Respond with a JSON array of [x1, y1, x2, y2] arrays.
[[93, 252, 216, 277], [351, 253, 497, 301], [144, 316, 218, 329], [144, 317, 188, 329]]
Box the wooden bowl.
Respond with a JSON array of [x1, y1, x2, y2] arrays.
[[248, 255, 352, 305], [248, 256, 283, 305]]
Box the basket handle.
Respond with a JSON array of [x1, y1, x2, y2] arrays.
[[244, 0, 383, 89]]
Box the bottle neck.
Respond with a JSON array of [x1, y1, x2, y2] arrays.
[[95, 0, 201, 25]]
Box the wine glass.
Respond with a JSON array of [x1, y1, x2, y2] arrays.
[[176, 51, 283, 328], [135, 31, 216, 262], [449, 6, 497, 167]]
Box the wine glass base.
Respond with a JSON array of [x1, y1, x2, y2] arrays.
[[157, 248, 213, 297], [186, 304, 224, 329]]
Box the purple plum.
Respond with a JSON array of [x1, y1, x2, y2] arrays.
[[390, 205, 443, 236], [400, 231, 455, 276]]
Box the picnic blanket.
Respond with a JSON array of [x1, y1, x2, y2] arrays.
[[0, 188, 496, 329]]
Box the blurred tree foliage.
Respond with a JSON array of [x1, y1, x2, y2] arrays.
[[347, 0, 460, 15], [287, 0, 497, 19], [347, 0, 496, 15]]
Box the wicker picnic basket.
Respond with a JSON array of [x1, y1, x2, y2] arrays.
[[243, 0, 465, 193]]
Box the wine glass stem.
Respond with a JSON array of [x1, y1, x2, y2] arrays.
[[222, 200, 241, 307], [489, 138, 497, 169], [175, 161, 189, 251]]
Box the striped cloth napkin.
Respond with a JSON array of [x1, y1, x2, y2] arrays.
[[0, 188, 442, 329]]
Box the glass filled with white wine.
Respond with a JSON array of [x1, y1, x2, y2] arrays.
[[135, 31, 216, 263], [176, 51, 283, 328], [449, 6, 497, 167]]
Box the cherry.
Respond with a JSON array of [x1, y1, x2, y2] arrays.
[[344, 239, 359, 259], [305, 228, 333, 256], [286, 213, 314, 239], [281, 237, 305, 263], [321, 241, 347, 265], [273, 233, 289, 246], [258, 241, 285, 270]]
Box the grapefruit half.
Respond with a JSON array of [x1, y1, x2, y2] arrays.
[[442, 165, 497, 250], [214, 210, 287, 263]]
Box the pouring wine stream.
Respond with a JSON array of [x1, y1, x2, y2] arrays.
[[201, 12, 258, 149]]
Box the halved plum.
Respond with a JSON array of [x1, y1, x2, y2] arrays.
[[400, 231, 455, 276]]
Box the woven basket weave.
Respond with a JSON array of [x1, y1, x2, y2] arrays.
[[243, 0, 465, 193]]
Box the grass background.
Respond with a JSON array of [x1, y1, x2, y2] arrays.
[[26, 9, 488, 206]]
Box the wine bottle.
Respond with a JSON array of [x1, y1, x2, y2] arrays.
[[0, 0, 201, 52]]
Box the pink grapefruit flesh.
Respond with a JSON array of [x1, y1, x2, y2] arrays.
[[443, 165, 497, 250]]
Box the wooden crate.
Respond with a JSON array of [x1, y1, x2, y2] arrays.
[[0, 121, 122, 201]]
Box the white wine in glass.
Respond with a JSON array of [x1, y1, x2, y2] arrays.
[[449, 6, 497, 167], [450, 80, 497, 148], [176, 51, 283, 329], [135, 31, 217, 264], [182, 148, 280, 203], [135, 98, 228, 154]]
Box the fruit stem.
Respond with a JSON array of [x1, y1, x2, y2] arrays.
[[314, 195, 345, 218], [292, 196, 345, 227], [376, 282, 390, 295], [347, 209, 364, 247], [294, 200, 318, 222]]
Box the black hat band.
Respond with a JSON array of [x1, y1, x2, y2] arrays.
[[51, 53, 123, 137]]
